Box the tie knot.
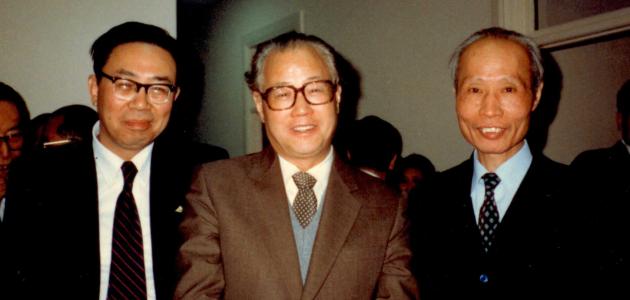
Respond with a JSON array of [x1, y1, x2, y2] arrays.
[[121, 161, 138, 186], [292, 172, 317, 189], [482, 172, 500, 191]]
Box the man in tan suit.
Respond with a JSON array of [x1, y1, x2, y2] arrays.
[[175, 32, 418, 299]]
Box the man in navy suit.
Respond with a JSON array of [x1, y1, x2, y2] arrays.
[[2, 22, 223, 299], [409, 27, 567, 300]]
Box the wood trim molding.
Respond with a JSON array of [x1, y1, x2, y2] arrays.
[[497, 1, 630, 50]]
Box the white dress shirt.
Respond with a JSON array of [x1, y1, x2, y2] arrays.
[[92, 122, 157, 300], [279, 147, 334, 210], [471, 141, 533, 223]]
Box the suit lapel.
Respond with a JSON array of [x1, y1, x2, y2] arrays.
[[500, 156, 548, 227], [252, 149, 304, 298], [447, 159, 479, 234], [302, 158, 361, 300], [66, 144, 101, 296]]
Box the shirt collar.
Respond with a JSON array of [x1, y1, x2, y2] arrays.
[[92, 121, 153, 184], [279, 147, 334, 183], [472, 141, 533, 189], [622, 139, 630, 155]]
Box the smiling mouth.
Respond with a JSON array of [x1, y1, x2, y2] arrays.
[[480, 127, 503, 133], [126, 120, 151, 129], [293, 125, 315, 133]]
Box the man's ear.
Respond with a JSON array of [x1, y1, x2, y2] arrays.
[[334, 85, 342, 113], [88, 74, 99, 106], [173, 87, 181, 102], [253, 91, 265, 123], [616, 112, 623, 131], [532, 83, 544, 111]]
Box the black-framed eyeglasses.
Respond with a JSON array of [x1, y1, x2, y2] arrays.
[[0, 130, 24, 151], [98, 70, 177, 105], [259, 80, 337, 111]]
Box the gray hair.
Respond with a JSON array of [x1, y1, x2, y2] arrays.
[[244, 31, 339, 92], [449, 27, 544, 95]]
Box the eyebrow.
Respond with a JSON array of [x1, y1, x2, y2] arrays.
[[114, 68, 175, 84], [462, 76, 526, 86], [269, 76, 327, 88]]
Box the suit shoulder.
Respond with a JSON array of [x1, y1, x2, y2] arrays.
[[201, 151, 261, 171], [336, 161, 400, 208], [11, 144, 90, 177], [433, 159, 472, 185], [571, 146, 616, 169], [535, 154, 567, 172], [195, 151, 271, 187]]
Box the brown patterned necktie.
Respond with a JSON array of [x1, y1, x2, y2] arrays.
[[107, 161, 147, 299], [292, 172, 318, 228], [479, 172, 501, 253]]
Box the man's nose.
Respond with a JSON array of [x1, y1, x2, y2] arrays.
[[479, 91, 503, 117], [0, 140, 11, 158], [130, 87, 150, 108], [291, 92, 313, 115]]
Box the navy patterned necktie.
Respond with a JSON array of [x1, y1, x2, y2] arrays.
[[107, 161, 147, 299], [292, 172, 318, 228], [479, 172, 501, 253]]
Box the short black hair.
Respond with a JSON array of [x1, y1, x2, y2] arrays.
[[399, 153, 436, 177], [346, 115, 402, 172], [0, 82, 31, 128], [51, 104, 98, 142], [90, 21, 179, 82], [617, 79, 630, 116]]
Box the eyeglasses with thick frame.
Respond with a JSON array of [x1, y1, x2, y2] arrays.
[[97, 70, 177, 105], [259, 80, 337, 111], [0, 130, 24, 151]]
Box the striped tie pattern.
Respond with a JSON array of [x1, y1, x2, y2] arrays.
[[292, 172, 318, 228], [479, 172, 501, 253], [107, 161, 147, 299]]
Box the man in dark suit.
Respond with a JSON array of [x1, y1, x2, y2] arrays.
[[0, 82, 30, 227], [569, 79, 630, 298], [409, 27, 567, 300], [175, 32, 418, 299], [2, 22, 225, 299]]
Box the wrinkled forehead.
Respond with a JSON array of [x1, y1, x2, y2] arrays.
[[458, 38, 532, 84]]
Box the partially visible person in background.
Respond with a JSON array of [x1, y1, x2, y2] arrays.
[[26, 112, 51, 152], [43, 104, 98, 148], [569, 79, 630, 298], [345, 115, 402, 181], [393, 153, 436, 198], [0, 82, 30, 222]]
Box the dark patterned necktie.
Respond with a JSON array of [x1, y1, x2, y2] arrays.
[[292, 172, 318, 228], [107, 161, 147, 299], [479, 172, 501, 253]]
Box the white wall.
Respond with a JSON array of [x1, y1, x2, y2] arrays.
[[197, 0, 494, 170], [544, 35, 630, 164], [0, 0, 177, 117]]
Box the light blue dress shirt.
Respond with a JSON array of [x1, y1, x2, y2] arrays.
[[470, 141, 533, 223]]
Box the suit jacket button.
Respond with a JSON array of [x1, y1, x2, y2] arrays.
[[479, 274, 489, 283]]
